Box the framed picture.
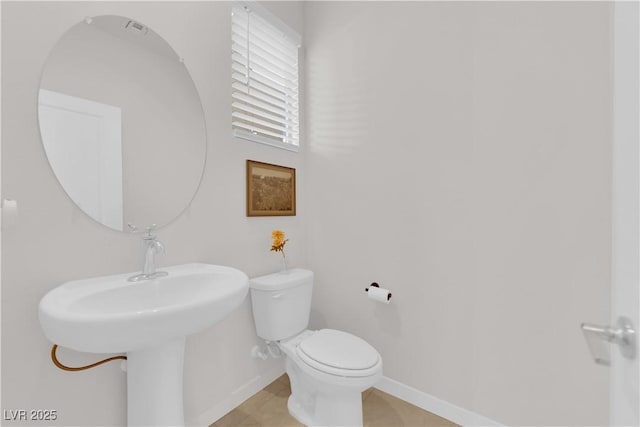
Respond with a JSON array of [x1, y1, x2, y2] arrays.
[[246, 160, 296, 217]]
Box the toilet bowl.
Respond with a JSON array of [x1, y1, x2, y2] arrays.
[[280, 329, 382, 426], [249, 269, 383, 426]]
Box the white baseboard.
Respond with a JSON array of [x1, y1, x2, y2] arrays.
[[189, 369, 502, 427], [375, 376, 504, 427], [188, 363, 286, 426]]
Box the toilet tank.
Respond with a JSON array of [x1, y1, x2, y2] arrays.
[[249, 268, 313, 341]]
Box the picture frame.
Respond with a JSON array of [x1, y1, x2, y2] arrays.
[[246, 160, 296, 217]]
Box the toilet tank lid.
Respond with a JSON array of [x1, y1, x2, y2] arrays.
[[249, 268, 313, 291]]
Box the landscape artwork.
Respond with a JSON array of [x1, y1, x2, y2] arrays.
[[246, 160, 296, 216]]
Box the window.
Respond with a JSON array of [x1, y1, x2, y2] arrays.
[[232, 3, 301, 151]]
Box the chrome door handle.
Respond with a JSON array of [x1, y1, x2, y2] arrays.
[[581, 316, 636, 365]]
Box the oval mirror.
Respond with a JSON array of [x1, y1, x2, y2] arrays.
[[38, 15, 206, 232]]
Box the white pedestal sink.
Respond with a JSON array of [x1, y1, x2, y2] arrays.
[[38, 263, 249, 426]]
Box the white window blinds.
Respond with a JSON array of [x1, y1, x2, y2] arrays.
[[232, 4, 301, 150]]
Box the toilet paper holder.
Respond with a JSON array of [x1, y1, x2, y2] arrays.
[[365, 282, 392, 301]]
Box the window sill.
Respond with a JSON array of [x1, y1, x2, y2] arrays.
[[233, 129, 299, 153]]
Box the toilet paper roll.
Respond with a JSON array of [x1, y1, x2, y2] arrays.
[[367, 285, 392, 304]]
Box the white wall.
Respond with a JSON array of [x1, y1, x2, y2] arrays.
[[1, 2, 304, 426], [304, 2, 611, 426]]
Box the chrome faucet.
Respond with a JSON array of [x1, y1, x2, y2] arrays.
[[128, 225, 169, 282]]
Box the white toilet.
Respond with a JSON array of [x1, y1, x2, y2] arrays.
[[250, 269, 383, 427]]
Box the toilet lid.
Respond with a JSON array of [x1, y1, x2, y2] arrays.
[[297, 329, 380, 376]]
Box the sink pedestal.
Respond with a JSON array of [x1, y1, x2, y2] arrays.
[[127, 338, 186, 427]]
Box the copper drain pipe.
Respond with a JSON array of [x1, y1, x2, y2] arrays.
[[51, 344, 127, 372]]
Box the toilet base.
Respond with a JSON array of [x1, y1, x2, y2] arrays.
[[285, 356, 373, 427], [288, 395, 313, 426], [288, 392, 364, 427]]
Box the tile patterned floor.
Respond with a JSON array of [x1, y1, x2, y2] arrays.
[[210, 374, 458, 427]]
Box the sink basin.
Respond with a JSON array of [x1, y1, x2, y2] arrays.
[[39, 263, 249, 353], [39, 263, 249, 426]]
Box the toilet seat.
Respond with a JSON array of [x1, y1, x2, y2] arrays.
[[296, 329, 381, 377]]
